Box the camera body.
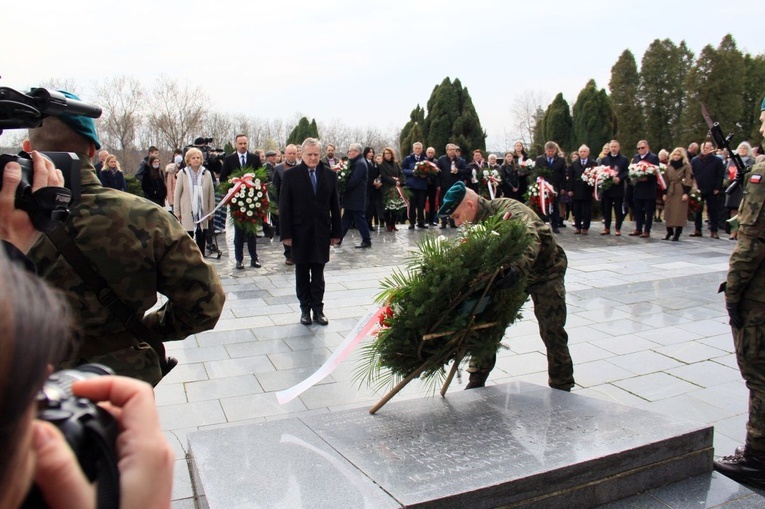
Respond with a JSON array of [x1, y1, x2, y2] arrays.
[[37, 364, 119, 480], [23, 364, 120, 509], [0, 151, 80, 232]]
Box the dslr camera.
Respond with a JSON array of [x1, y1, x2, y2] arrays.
[[23, 364, 120, 509], [0, 85, 101, 231]]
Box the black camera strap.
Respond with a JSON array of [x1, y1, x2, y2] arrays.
[[45, 225, 174, 378]]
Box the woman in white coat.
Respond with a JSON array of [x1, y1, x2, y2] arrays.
[[174, 147, 216, 255]]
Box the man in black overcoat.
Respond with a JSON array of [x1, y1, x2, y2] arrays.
[[599, 140, 630, 236], [535, 141, 568, 233], [630, 139, 660, 238], [341, 143, 372, 248], [279, 138, 342, 326]]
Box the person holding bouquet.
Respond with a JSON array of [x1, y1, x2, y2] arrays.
[[401, 142, 429, 229], [599, 140, 630, 236], [630, 140, 660, 238], [662, 147, 693, 241], [379, 147, 404, 231], [535, 141, 567, 233], [567, 145, 596, 235]]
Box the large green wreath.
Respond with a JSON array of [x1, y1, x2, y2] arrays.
[[355, 213, 532, 391]]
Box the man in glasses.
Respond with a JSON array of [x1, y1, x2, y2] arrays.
[[629, 140, 660, 238]]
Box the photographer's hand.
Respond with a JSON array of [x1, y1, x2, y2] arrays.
[[33, 376, 174, 509], [0, 151, 64, 253]]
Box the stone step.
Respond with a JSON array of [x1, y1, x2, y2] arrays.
[[188, 381, 713, 508]]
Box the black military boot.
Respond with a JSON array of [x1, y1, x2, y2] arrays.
[[714, 447, 765, 489], [465, 371, 488, 390]]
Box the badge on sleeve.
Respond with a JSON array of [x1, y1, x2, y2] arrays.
[[750, 174, 762, 184]]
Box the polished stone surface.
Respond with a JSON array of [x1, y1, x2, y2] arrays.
[[162, 220, 764, 508], [189, 381, 713, 508]]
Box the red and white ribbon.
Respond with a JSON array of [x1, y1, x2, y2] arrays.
[[275, 307, 385, 405], [395, 185, 410, 208], [536, 177, 556, 215], [486, 175, 500, 200], [656, 168, 667, 191], [195, 173, 260, 224]]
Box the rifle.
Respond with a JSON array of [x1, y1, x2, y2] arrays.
[[701, 104, 748, 195]]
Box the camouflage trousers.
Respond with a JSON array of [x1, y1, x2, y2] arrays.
[[469, 278, 575, 391], [733, 300, 765, 455]]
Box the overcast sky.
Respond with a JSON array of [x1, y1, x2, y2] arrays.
[[2, 0, 763, 150]]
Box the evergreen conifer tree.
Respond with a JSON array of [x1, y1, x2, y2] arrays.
[[639, 39, 693, 150], [742, 54, 765, 142], [286, 117, 320, 146], [609, 49, 644, 153], [542, 93, 573, 152], [681, 35, 745, 145], [399, 105, 426, 157], [571, 79, 616, 153], [421, 77, 486, 155]]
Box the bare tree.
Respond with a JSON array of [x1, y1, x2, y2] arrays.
[[510, 90, 549, 145], [200, 111, 235, 150], [147, 75, 208, 151], [94, 76, 144, 170]]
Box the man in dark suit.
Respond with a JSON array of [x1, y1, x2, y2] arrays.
[[279, 138, 342, 326], [535, 141, 568, 233], [273, 144, 299, 264], [341, 143, 372, 248], [437, 143, 468, 228], [599, 140, 630, 236], [221, 135, 263, 269], [630, 140, 660, 238]]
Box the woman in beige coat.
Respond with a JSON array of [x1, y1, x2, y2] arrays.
[[174, 147, 216, 253], [165, 149, 183, 212], [662, 147, 693, 241]]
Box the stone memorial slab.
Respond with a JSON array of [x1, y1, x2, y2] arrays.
[[188, 381, 713, 508]]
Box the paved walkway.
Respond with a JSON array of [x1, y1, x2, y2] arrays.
[[159, 218, 763, 508]]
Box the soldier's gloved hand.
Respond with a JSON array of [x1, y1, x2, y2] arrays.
[[727, 302, 743, 329], [494, 266, 520, 290]]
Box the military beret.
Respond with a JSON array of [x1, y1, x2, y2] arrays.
[[438, 181, 467, 217], [58, 91, 101, 150], [265, 150, 277, 157]]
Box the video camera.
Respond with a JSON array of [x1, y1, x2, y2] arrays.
[[0, 84, 102, 230], [22, 364, 120, 509], [183, 136, 226, 175]]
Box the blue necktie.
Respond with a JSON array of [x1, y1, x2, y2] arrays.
[[309, 169, 317, 194]]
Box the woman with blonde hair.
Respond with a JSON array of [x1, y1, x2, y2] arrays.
[[98, 154, 126, 191], [174, 147, 216, 254], [662, 147, 693, 241]]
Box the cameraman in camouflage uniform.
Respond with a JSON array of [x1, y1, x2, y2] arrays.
[[714, 97, 765, 488], [25, 92, 226, 386], [439, 181, 575, 391]]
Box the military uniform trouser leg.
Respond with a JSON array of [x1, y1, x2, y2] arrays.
[[531, 282, 575, 391], [468, 282, 575, 391], [733, 310, 765, 455]]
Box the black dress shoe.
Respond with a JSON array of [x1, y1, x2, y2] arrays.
[[235, 261, 245, 270], [251, 260, 261, 268], [714, 448, 765, 489], [408, 225, 415, 230], [313, 311, 329, 325], [417, 224, 428, 229], [300, 312, 312, 325], [355, 241, 372, 249]]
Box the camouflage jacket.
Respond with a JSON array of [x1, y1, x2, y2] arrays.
[[29, 159, 226, 361], [726, 161, 765, 305], [474, 197, 567, 287]]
